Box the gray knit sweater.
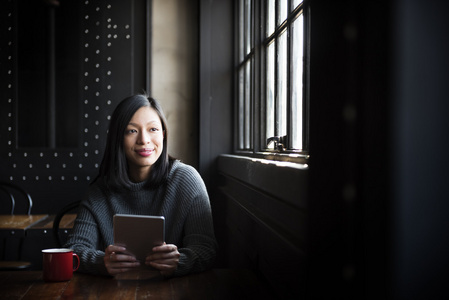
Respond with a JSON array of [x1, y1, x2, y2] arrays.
[[64, 160, 217, 277]]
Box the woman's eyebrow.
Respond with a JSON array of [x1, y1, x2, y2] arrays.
[[128, 120, 160, 126]]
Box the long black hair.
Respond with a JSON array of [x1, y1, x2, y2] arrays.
[[94, 94, 174, 190]]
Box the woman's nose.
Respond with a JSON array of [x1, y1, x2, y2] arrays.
[[138, 131, 150, 144]]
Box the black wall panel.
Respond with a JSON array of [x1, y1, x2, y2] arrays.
[[215, 155, 307, 299], [0, 0, 150, 214]]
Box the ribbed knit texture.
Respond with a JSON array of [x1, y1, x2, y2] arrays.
[[64, 160, 217, 277]]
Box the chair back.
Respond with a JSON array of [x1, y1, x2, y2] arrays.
[[0, 185, 15, 215], [0, 182, 33, 215], [53, 201, 80, 247], [0, 182, 33, 270]]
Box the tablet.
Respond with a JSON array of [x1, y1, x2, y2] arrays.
[[113, 214, 165, 263]]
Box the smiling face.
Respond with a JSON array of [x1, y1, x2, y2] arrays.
[[123, 106, 164, 182]]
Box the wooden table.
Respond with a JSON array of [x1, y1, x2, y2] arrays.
[[26, 213, 77, 237], [0, 214, 75, 268], [0, 269, 276, 299], [0, 215, 49, 237], [0, 215, 50, 263]]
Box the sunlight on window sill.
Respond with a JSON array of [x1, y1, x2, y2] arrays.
[[221, 154, 308, 170]]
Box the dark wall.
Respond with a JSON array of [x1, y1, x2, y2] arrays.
[[307, 0, 392, 298], [390, 0, 449, 298], [0, 0, 150, 214], [198, 0, 233, 186], [215, 155, 307, 299]]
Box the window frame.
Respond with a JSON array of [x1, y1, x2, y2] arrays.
[[234, 0, 310, 163]]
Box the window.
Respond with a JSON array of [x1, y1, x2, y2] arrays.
[[235, 0, 309, 160]]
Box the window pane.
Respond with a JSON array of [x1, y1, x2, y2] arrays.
[[244, 61, 251, 149], [266, 41, 275, 143], [278, 0, 288, 26], [292, 0, 303, 10], [266, 0, 275, 37], [239, 0, 245, 61], [291, 14, 304, 149], [238, 68, 245, 149], [277, 31, 287, 137], [245, 0, 252, 56], [238, 0, 307, 154]]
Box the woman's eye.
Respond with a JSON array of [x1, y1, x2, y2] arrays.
[[150, 128, 159, 132], [126, 129, 137, 134]]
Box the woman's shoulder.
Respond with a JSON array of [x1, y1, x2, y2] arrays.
[[168, 160, 205, 186], [85, 178, 118, 201], [165, 160, 209, 202], [169, 160, 200, 176]]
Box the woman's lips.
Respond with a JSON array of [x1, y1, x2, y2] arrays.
[[136, 149, 153, 157]]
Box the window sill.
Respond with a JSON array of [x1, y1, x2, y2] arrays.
[[217, 154, 308, 209], [233, 150, 309, 165]]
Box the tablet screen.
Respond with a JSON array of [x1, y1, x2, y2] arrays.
[[113, 214, 165, 263]]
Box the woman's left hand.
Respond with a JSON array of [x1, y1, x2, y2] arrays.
[[145, 242, 180, 277]]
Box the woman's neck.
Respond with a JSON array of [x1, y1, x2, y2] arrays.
[[128, 166, 151, 183]]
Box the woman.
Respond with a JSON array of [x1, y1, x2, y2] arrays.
[[65, 94, 217, 277]]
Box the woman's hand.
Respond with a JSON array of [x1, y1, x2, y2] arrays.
[[145, 243, 180, 277], [104, 245, 140, 276]]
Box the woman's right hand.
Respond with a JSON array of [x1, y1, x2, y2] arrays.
[[104, 245, 140, 276]]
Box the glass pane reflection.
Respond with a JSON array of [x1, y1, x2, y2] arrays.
[[266, 0, 275, 37], [292, 0, 303, 11], [266, 42, 275, 142], [279, 0, 288, 26], [239, 0, 244, 61], [292, 14, 304, 149], [277, 31, 287, 137], [245, 0, 251, 56], [245, 61, 251, 149], [238, 68, 245, 149]]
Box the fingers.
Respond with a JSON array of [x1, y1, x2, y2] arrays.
[[104, 244, 180, 276], [145, 244, 180, 277], [110, 252, 139, 263], [148, 244, 179, 260], [104, 245, 140, 276], [147, 252, 178, 263], [106, 244, 126, 254], [151, 243, 177, 253], [105, 245, 138, 261]]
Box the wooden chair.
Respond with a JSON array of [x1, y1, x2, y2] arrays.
[[0, 182, 34, 270], [53, 200, 80, 247], [0, 185, 15, 215], [0, 181, 33, 215]]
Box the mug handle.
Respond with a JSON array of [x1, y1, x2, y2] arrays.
[[72, 253, 80, 272]]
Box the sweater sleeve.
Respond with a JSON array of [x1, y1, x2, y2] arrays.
[[168, 165, 218, 277], [174, 197, 218, 277], [64, 187, 111, 276]]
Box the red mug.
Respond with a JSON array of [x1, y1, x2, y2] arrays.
[[42, 248, 80, 282]]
